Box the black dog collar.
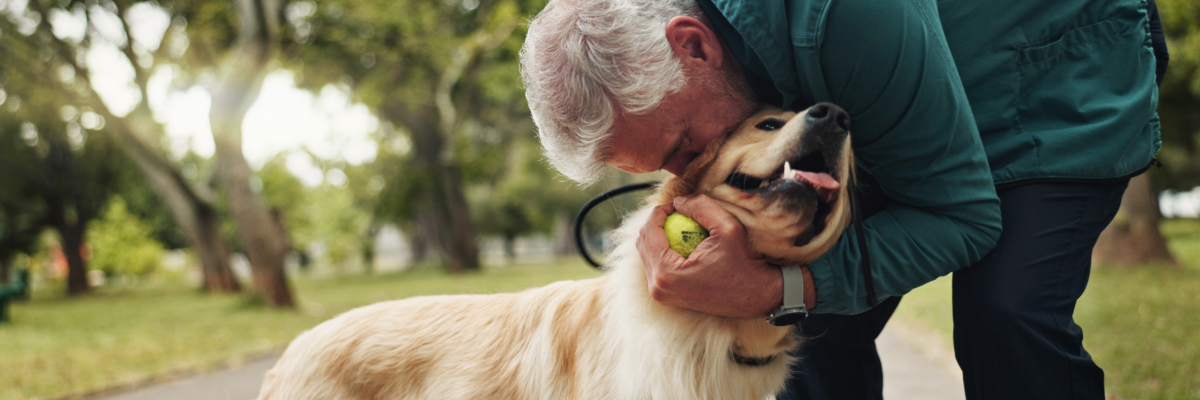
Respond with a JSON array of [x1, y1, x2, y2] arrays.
[[730, 352, 778, 367]]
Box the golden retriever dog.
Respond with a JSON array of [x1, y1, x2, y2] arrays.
[[260, 103, 855, 400]]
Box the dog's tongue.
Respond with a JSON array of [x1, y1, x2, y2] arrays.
[[782, 162, 839, 202]]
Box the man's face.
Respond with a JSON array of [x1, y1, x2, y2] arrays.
[[605, 76, 758, 176]]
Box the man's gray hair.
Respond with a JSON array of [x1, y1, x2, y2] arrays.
[[520, 0, 700, 185]]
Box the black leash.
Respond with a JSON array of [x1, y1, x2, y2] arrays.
[[573, 182, 658, 269], [848, 178, 880, 308]]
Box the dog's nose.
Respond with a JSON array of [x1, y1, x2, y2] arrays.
[[806, 102, 851, 132]]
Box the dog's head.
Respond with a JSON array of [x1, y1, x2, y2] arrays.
[[655, 103, 854, 265]]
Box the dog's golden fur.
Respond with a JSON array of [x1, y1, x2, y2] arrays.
[[260, 107, 854, 400]]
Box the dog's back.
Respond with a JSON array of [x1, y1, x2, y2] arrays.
[[261, 277, 612, 400]]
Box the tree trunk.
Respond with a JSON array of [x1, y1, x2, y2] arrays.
[[406, 152, 480, 274], [503, 234, 517, 262], [208, 0, 293, 307], [362, 223, 378, 274], [109, 117, 242, 293], [409, 217, 435, 265], [553, 212, 576, 257], [436, 164, 481, 273], [1093, 173, 1177, 266], [55, 223, 89, 295], [1, 256, 12, 286], [382, 102, 481, 274], [212, 138, 293, 306], [195, 204, 241, 292]]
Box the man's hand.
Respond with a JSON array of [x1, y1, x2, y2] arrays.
[[637, 195, 816, 319]]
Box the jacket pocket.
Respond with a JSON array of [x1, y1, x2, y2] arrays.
[[1017, 19, 1119, 65], [1013, 11, 1156, 176]]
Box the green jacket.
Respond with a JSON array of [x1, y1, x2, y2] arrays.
[[699, 0, 1159, 314]]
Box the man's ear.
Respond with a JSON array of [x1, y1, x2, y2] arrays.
[[665, 16, 725, 70]]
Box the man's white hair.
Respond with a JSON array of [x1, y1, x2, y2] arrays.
[[520, 0, 700, 185]]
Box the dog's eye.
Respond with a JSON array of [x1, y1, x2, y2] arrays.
[[755, 119, 786, 131], [725, 172, 767, 191]]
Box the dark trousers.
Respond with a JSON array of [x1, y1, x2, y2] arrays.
[[778, 180, 1129, 400]]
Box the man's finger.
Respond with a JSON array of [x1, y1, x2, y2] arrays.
[[639, 204, 682, 261], [644, 203, 675, 230], [673, 195, 741, 236]]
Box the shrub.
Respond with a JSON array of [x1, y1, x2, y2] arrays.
[[87, 196, 164, 277]]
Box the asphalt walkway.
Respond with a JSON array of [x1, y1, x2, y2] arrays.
[[92, 326, 964, 400]]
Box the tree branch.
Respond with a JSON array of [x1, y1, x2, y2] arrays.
[[109, 0, 153, 109], [149, 0, 188, 64], [0, 31, 213, 206], [433, 16, 518, 135], [28, 0, 92, 81]]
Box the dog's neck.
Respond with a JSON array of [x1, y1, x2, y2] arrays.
[[603, 205, 796, 369]]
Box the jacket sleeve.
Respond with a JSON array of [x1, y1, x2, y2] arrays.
[[805, 0, 1002, 314]]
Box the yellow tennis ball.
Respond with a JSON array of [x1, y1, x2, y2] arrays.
[[664, 212, 709, 258]]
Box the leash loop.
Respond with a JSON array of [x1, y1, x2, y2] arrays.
[[573, 182, 658, 269]]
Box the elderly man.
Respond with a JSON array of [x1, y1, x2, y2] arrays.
[[520, 0, 1160, 399]]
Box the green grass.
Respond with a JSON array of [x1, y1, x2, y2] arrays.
[[894, 218, 1200, 400], [0, 259, 602, 400]]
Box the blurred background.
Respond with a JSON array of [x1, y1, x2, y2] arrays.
[[0, 0, 1197, 399]]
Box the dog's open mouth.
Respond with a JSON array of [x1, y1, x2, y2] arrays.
[[770, 155, 840, 203], [725, 150, 840, 203], [724, 149, 842, 247]]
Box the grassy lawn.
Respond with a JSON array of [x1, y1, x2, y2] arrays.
[[0, 259, 602, 400], [893, 218, 1200, 400]]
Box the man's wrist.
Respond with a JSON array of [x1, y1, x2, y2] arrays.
[[801, 265, 816, 310], [768, 264, 810, 326]]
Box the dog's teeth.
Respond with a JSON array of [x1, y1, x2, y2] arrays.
[[759, 180, 769, 188], [784, 161, 792, 176]]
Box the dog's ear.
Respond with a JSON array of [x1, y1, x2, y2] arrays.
[[652, 134, 729, 205]]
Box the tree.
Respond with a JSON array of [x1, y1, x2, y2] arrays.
[[1095, 0, 1200, 266], [0, 72, 123, 295], [87, 196, 166, 277], [0, 200, 42, 286], [470, 137, 618, 261], [1094, 173, 1177, 266], [257, 153, 313, 259], [0, 0, 241, 292], [1155, 0, 1200, 190], [278, 0, 534, 273], [181, 0, 295, 306]]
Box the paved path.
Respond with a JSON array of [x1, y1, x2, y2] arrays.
[[91, 327, 964, 400], [90, 357, 278, 400], [878, 327, 966, 400]]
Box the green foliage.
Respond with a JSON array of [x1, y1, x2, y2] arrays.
[[470, 138, 608, 239], [112, 157, 191, 250], [257, 154, 313, 250], [86, 197, 165, 277], [307, 182, 373, 268], [0, 120, 47, 266], [278, 0, 549, 240], [256, 152, 379, 270], [0, 44, 129, 282]]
